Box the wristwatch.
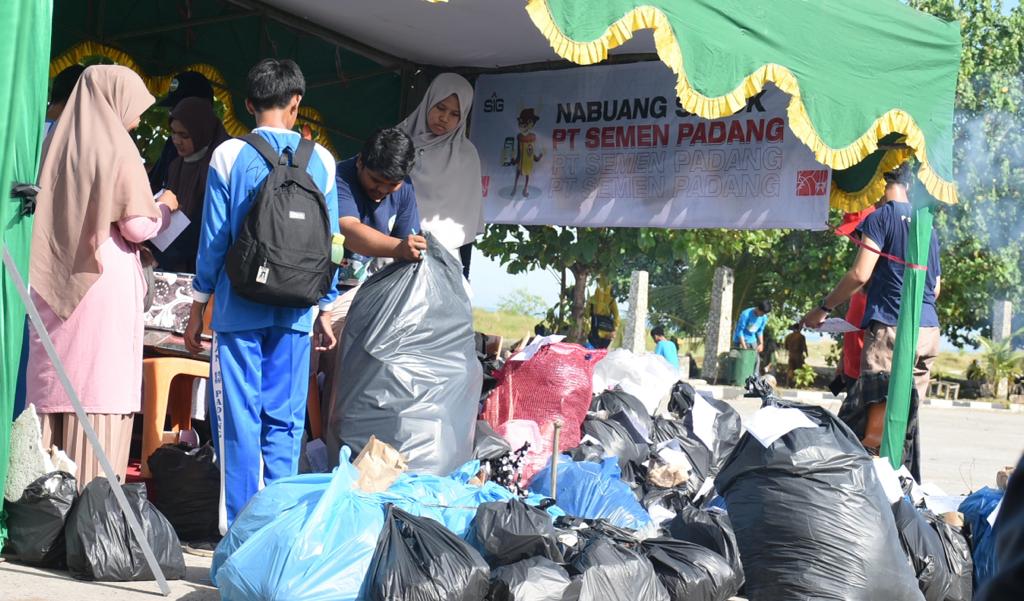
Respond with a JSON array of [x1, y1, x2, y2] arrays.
[[818, 299, 835, 314]]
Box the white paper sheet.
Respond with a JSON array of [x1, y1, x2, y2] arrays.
[[812, 317, 861, 334], [150, 210, 191, 252], [873, 457, 906, 504], [744, 406, 817, 448], [988, 498, 1004, 528], [510, 335, 565, 362], [691, 395, 721, 452], [924, 495, 967, 515]]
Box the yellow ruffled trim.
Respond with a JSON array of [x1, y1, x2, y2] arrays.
[[524, 0, 958, 206], [829, 146, 914, 212], [50, 41, 338, 156]]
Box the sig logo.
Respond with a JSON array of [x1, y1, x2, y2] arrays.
[[483, 93, 504, 113], [796, 170, 829, 197]]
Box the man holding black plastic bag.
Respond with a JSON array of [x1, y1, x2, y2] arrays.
[[315, 128, 428, 426]]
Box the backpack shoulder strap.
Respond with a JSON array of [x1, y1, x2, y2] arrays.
[[243, 133, 284, 167], [292, 138, 315, 171]]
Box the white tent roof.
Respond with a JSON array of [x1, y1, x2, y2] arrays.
[[262, 0, 656, 68]]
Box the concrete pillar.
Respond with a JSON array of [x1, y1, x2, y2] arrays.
[[622, 270, 649, 354], [993, 300, 1013, 398], [703, 267, 734, 383]]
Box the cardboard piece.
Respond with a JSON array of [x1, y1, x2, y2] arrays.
[[353, 436, 408, 493]]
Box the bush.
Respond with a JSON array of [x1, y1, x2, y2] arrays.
[[793, 364, 816, 389]]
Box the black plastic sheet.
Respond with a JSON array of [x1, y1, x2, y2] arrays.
[[474, 420, 512, 461], [65, 478, 185, 582], [469, 500, 563, 567], [570, 537, 668, 601], [590, 389, 654, 438], [640, 537, 742, 601], [667, 504, 743, 586], [922, 512, 973, 601], [365, 504, 490, 601], [488, 556, 575, 601], [893, 500, 954, 601], [4, 471, 77, 567], [147, 443, 220, 542]]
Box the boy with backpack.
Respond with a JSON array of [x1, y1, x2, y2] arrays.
[[183, 58, 339, 529]]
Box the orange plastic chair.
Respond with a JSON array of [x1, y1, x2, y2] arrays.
[[141, 299, 213, 478], [141, 356, 209, 477]]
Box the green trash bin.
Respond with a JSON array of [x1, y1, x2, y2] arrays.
[[730, 349, 758, 386]]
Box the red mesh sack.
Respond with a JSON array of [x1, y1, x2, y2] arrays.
[[482, 343, 606, 481]]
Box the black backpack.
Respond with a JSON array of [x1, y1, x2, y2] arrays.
[[225, 134, 334, 307]]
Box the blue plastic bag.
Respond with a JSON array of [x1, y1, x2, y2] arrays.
[[959, 487, 1004, 589], [212, 473, 332, 585], [529, 456, 651, 531], [215, 449, 388, 601], [388, 459, 564, 538]]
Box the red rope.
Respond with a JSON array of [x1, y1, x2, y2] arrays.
[[830, 225, 929, 271]]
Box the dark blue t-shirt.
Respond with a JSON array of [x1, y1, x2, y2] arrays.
[[856, 201, 941, 328], [335, 156, 420, 285]]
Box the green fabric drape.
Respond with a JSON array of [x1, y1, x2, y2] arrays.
[[880, 184, 935, 469], [527, 0, 961, 208], [0, 0, 52, 546]]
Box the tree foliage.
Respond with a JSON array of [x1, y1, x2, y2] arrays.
[[912, 0, 1024, 345]]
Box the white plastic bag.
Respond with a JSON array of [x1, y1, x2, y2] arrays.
[[593, 349, 679, 415]]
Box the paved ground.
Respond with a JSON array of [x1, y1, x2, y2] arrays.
[[2, 402, 1021, 601]]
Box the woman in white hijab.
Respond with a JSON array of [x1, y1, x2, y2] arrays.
[[399, 73, 483, 278]]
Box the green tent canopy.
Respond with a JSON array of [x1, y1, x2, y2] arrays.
[[525, 0, 961, 210], [0, 0, 52, 547]]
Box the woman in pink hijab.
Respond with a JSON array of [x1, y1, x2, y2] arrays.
[[26, 65, 180, 489]]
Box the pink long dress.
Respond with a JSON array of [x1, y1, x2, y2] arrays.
[[26, 205, 169, 487]]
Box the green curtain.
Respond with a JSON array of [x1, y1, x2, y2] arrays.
[[527, 0, 961, 208], [0, 0, 52, 546]]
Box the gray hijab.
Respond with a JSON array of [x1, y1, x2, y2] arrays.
[[399, 73, 483, 250]]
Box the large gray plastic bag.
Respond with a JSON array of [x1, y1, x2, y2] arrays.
[[326, 234, 482, 474]]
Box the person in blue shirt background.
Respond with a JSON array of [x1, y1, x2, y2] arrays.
[[183, 58, 339, 530], [317, 127, 427, 434], [733, 300, 772, 351], [652, 326, 680, 370]]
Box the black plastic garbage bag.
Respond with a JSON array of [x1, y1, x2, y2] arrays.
[[489, 556, 575, 601], [474, 420, 512, 461], [591, 389, 654, 438], [568, 440, 605, 463], [716, 401, 922, 601], [640, 537, 742, 601], [5, 471, 77, 567], [147, 443, 219, 542], [365, 504, 490, 601], [922, 512, 973, 601], [649, 418, 713, 496], [667, 504, 743, 585], [570, 537, 669, 601], [65, 478, 185, 582], [327, 235, 482, 474], [893, 500, 953, 601], [665, 382, 741, 476], [581, 412, 649, 475], [470, 500, 563, 567]]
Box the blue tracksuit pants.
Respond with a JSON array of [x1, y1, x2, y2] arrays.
[[209, 327, 310, 531]]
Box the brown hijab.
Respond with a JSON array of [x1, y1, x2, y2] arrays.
[[31, 65, 159, 320], [165, 97, 230, 220]]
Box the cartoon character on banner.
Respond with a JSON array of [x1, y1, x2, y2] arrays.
[[511, 107, 544, 198]]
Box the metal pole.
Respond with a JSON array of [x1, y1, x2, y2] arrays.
[[3, 246, 171, 596], [550, 421, 562, 501]]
